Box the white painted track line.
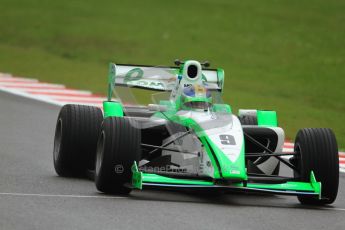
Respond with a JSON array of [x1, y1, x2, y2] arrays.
[[0, 192, 127, 199], [0, 82, 65, 88], [22, 88, 92, 95], [0, 87, 65, 106], [318, 207, 345, 212], [1, 192, 345, 211]]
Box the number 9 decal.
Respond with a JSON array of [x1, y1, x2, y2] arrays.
[[219, 135, 235, 145]]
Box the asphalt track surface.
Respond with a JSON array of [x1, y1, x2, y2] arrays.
[[0, 90, 345, 230]]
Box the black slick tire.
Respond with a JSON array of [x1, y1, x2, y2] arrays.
[[53, 104, 103, 177], [293, 128, 339, 205], [95, 117, 141, 194]]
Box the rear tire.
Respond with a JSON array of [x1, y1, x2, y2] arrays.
[[95, 117, 141, 194], [53, 104, 103, 177], [293, 128, 339, 205]]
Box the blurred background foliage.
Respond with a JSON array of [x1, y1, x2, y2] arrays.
[[0, 0, 344, 145]]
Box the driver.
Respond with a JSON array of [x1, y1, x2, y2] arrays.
[[181, 84, 212, 110]]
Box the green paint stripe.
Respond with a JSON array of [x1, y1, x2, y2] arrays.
[[103, 101, 124, 117], [142, 173, 214, 185], [245, 182, 315, 191], [141, 172, 319, 194], [257, 110, 278, 127]]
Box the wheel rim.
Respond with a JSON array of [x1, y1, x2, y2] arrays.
[[96, 131, 105, 176], [53, 119, 62, 162]]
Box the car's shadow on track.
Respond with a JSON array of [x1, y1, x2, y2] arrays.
[[127, 188, 339, 211], [52, 175, 342, 211]]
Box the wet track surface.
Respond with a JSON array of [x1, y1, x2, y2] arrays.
[[0, 90, 345, 230]]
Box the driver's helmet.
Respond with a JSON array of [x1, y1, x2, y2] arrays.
[[181, 84, 212, 110]]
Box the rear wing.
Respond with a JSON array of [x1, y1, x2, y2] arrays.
[[107, 63, 224, 100]]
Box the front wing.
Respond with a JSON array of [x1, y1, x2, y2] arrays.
[[131, 162, 321, 199]]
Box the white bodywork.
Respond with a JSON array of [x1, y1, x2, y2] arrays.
[[161, 110, 244, 178], [113, 60, 284, 177]]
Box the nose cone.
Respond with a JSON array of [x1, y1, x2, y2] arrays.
[[183, 60, 202, 81]]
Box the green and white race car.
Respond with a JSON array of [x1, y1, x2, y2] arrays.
[[53, 60, 339, 205]]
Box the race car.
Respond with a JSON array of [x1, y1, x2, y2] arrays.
[[53, 60, 339, 205]]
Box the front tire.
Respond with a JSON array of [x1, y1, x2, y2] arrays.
[[95, 117, 141, 194], [293, 128, 339, 205], [53, 104, 103, 177]]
